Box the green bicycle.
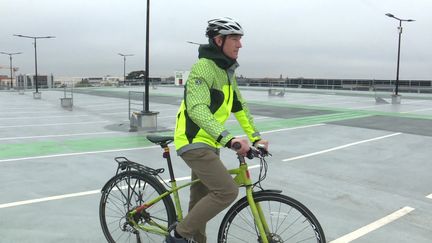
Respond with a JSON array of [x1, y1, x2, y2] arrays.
[[99, 135, 326, 243]]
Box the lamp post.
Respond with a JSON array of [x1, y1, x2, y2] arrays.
[[138, 0, 159, 130], [14, 34, 55, 95], [385, 13, 415, 100], [118, 53, 134, 85], [0, 51, 22, 89], [144, 0, 151, 113]]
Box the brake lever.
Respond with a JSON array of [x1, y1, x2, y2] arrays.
[[256, 144, 271, 157]]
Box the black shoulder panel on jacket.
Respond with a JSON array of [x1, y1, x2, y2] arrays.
[[209, 88, 224, 114], [184, 110, 200, 144], [231, 91, 242, 112]]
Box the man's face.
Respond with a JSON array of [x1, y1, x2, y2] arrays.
[[215, 35, 242, 60]]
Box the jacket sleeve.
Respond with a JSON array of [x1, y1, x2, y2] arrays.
[[185, 64, 234, 146], [231, 77, 261, 142]]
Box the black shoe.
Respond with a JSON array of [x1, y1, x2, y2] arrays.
[[166, 223, 195, 243]]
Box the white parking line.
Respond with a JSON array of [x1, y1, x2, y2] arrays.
[[0, 145, 159, 163], [0, 106, 57, 111], [0, 120, 110, 129], [401, 107, 432, 114], [0, 114, 91, 120], [0, 124, 323, 163], [426, 194, 432, 199], [0, 131, 122, 141], [78, 103, 127, 107], [260, 124, 324, 134], [225, 116, 272, 123], [164, 116, 276, 129], [282, 133, 401, 162], [330, 206, 415, 243], [99, 112, 128, 115], [309, 101, 359, 106], [355, 104, 390, 109], [0, 190, 101, 209], [0, 165, 261, 209], [0, 111, 68, 115]]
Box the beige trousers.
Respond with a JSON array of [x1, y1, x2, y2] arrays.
[[176, 148, 239, 243]]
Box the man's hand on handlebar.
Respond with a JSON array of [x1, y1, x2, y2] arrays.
[[230, 138, 250, 157], [254, 139, 269, 151]]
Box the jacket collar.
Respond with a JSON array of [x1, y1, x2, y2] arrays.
[[198, 39, 238, 70]]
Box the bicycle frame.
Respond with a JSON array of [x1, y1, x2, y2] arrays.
[[126, 146, 272, 243]]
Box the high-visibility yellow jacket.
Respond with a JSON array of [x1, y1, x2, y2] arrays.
[[174, 56, 261, 155]]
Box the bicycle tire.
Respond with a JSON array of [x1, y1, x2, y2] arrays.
[[99, 171, 176, 243], [218, 191, 326, 243]]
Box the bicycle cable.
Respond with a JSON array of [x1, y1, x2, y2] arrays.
[[252, 152, 269, 190]]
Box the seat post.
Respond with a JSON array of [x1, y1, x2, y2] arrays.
[[161, 143, 176, 182]]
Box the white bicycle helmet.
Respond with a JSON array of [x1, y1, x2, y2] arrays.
[[206, 17, 244, 38]]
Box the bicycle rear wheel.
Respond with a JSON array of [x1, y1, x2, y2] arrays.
[[99, 171, 176, 243], [218, 191, 325, 243]]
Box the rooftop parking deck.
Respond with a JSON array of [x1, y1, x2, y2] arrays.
[[1, 86, 432, 242]]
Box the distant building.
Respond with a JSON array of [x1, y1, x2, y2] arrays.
[[0, 75, 12, 89], [50, 76, 121, 87], [16, 74, 54, 89]]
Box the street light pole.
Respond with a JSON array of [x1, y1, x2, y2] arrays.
[[118, 53, 134, 85], [385, 13, 415, 96], [144, 0, 150, 113], [0, 51, 22, 89], [13, 34, 55, 93]]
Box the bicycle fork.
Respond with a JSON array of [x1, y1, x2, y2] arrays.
[[246, 188, 271, 243]]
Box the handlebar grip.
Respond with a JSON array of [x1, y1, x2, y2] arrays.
[[232, 142, 242, 150]]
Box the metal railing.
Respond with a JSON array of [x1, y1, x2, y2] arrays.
[[237, 78, 432, 94], [128, 91, 145, 120]]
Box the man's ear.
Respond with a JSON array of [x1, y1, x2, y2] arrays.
[[213, 36, 223, 47]]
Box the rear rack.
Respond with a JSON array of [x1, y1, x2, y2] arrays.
[[114, 157, 165, 176]]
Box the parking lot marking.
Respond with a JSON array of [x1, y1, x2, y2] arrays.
[[0, 114, 92, 120], [0, 166, 262, 209], [260, 123, 324, 134], [330, 206, 415, 243], [0, 131, 122, 141], [401, 107, 432, 114], [0, 190, 101, 209], [0, 146, 158, 163], [77, 102, 128, 108], [1, 123, 324, 163], [282, 133, 401, 162], [0, 120, 110, 129], [427, 194, 432, 199], [0, 110, 70, 115]]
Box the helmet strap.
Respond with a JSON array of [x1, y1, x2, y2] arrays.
[[219, 35, 227, 52], [211, 35, 227, 52], [221, 35, 227, 50]]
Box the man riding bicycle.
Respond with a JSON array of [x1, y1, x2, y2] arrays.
[[171, 17, 269, 243]]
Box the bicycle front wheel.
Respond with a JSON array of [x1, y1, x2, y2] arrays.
[[99, 171, 176, 243], [218, 191, 325, 243]]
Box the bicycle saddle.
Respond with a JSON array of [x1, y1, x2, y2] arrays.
[[146, 135, 174, 145]]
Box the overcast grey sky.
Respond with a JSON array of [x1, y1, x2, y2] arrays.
[[1, 0, 431, 80]]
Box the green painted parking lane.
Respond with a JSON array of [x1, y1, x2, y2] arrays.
[[0, 111, 370, 160], [0, 136, 154, 160]]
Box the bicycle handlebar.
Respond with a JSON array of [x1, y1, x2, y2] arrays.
[[232, 142, 270, 159]]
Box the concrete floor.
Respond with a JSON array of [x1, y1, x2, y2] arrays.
[[1, 86, 431, 243]]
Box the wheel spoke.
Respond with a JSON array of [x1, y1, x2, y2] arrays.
[[219, 193, 325, 243], [100, 172, 176, 243]]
